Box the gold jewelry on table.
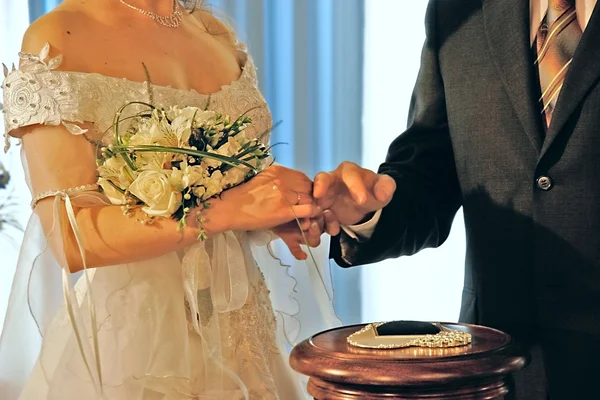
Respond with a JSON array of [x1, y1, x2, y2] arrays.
[[347, 322, 472, 349], [120, 0, 183, 28]]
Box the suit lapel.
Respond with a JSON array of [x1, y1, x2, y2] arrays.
[[541, 2, 600, 156], [482, 0, 544, 153]]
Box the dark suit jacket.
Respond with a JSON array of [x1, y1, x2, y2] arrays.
[[332, 0, 600, 394]]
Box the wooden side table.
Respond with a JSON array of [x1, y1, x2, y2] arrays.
[[290, 323, 530, 399]]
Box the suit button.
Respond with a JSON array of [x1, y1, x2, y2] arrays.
[[536, 176, 553, 191]]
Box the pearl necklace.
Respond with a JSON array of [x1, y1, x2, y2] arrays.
[[119, 0, 183, 28]]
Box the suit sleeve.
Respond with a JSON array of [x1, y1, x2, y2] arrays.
[[331, 0, 462, 267]]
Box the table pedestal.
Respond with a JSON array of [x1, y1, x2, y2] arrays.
[[290, 323, 529, 399]]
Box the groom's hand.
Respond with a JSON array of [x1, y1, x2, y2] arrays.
[[313, 162, 396, 233]]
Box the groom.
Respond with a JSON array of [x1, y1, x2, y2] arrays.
[[310, 0, 600, 399]]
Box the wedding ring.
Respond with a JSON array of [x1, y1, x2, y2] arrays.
[[295, 191, 301, 205]]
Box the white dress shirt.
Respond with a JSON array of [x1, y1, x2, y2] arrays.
[[344, 0, 597, 242]]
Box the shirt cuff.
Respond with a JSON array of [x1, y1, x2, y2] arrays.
[[341, 209, 382, 242]]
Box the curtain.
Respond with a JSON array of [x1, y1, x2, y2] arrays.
[[361, 0, 465, 323], [206, 0, 366, 324], [28, 0, 60, 21]]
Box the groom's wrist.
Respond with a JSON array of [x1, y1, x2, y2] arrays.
[[354, 211, 376, 225], [342, 209, 382, 242]]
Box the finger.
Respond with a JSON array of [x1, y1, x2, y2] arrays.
[[323, 209, 341, 236], [305, 234, 322, 248], [281, 191, 314, 208], [296, 192, 314, 205], [276, 168, 314, 194], [313, 215, 325, 232], [313, 172, 335, 199], [305, 220, 323, 247], [300, 218, 312, 230], [288, 204, 321, 220], [341, 166, 368, 205], [282, 238, 307, 260], [270, 175, 313, 195], [373, 174, 397, 205]]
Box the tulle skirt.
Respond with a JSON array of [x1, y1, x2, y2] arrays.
[[0, 209, 338, 399]]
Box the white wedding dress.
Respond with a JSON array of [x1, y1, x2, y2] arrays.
[[0, 43, 338, 399]]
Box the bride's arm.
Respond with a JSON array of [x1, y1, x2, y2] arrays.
[[23, 123, 317, 273]]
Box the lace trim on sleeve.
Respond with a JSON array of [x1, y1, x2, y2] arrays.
[[2, 44, 90, 152]]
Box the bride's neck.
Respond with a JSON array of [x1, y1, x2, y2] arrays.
[[119, 0, 177, 14]]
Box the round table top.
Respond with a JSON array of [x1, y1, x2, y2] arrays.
[[290, 323, 530, 387]]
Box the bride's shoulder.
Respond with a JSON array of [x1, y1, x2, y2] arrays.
[[191, 8, 241, 54], [3, 6, 97, 141], [22, 4, 97, 72]]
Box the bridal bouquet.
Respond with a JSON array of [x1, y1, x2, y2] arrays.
[[96, 102, 273, 239]]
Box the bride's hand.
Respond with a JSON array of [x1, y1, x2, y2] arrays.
[[211, 165, 321, 232], [272, 210, 338, 260]]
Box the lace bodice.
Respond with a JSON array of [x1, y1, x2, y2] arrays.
[[2, 43, 272, 151]]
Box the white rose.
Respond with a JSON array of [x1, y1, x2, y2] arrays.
[[128, 170, 182, 217], [98, 178, 128, 205]]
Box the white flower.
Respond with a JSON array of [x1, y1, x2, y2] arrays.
[[208, 131, 225, 147], [187, 165, 207, 186], [192, 186, 206, 198], [129, 170, 182, 217], [216, 137, 243, 158], [201, 148, 222, 169], [200, 170, 224, 200], [234, 131, 249, 145], [167, 160, 206, 189], [222, 167, 247, 188], [129, 117, 176, 147], [170, 115, 193, 145], [98, 178, 128, 205], [97, 156, 136, 188], [137, 151, 173, 172], [166, 106, 218, 128], [193, 110, 219, 127]]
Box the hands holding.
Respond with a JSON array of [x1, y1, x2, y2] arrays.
[[273, 161, 397, 259]]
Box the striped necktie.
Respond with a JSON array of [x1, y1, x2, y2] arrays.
[[535, 0, 582, 127]]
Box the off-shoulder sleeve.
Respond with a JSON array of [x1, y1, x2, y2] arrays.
[[1, 44, 91, 147]]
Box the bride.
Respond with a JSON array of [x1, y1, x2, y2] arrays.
[[0, 0, 338, 398]]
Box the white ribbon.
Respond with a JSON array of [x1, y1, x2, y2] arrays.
[[52, 193, 104, 397]]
